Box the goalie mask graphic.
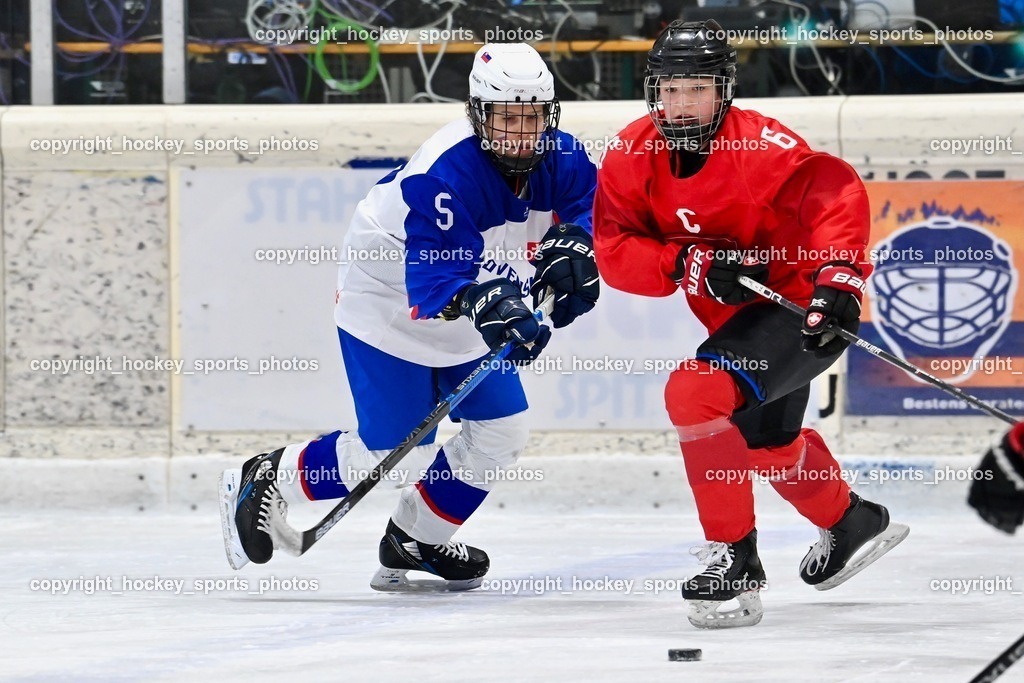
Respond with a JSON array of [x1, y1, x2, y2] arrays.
[[870, 217, 1018, 384]]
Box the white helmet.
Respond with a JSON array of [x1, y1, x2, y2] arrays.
[[467, 43, 561, 175]]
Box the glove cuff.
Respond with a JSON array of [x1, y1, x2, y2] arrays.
[[997, 430, 1024, 489], [814, 259, 864, 277], [441, 283, 475, 321], [814, 261, 867, 300], [551, 222, 593, 243], [1009, 422, 1024, 455]]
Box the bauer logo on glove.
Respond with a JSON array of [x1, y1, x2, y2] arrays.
[[671, 245, 768, 306], [458, 278, 551, 365], [529, 223, 600, 328]]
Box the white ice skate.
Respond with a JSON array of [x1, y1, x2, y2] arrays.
[[683, 531, 767, 629]]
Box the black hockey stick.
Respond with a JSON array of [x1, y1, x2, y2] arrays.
[[269, 295, 555, 557], [737, 276, 1019, 427], [970, 631, 1024, 682]]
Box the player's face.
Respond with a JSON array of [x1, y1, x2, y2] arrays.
[[485, 102, 547, 158], [657, 76, 722, 128]]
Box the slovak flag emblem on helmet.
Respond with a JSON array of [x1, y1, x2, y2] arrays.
[[481, 52, 492, 63]]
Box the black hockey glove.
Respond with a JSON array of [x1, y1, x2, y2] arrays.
[[968, 423, 1024, 534], [530, 223, 600, 329], [801, 261, 866, 357], [670, 245, 768, 305], [459, 279, 551, 365]]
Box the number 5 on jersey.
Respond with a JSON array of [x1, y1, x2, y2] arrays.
[[435, 192, 454, 230]]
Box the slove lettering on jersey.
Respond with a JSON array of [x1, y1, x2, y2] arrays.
[[479, 258, 531, 298]]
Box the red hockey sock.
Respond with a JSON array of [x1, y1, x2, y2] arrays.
[[766, 429, 851, 528], [748, 437, 804, 480], [666, 362, 753, 543]]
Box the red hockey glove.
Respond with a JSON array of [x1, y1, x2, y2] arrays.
[[801, 262, 866, 357], [969, 422, 1024, 534], [670, 245, 768, 306]]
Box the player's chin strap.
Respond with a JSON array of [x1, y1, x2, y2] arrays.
[[737, 275, 1020, 428], [266, 291, 556, 558]]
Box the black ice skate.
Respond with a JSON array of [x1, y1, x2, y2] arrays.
[[683, 529, 767, 629], [370, 519, 489, 592], [219, 449, 286, 570], [800, 492, 909, 591]]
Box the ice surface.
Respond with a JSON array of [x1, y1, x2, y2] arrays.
[[1, 457, 1021, 683]]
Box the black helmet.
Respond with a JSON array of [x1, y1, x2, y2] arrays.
[[645, 19, 737, 151]]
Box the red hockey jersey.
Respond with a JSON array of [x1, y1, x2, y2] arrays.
[[594, 106, 871, 333]]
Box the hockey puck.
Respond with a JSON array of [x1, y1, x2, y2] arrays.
[[668, 648, 702, 662]]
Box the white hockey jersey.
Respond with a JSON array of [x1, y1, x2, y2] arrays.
[[335, 118, 596, 366]]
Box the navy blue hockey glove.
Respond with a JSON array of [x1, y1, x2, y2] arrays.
[[670, 245, 768, 305], [801, 261, 865, 357], [530, 223, 600, 329], [459, 279, 551, 365], [969, 423, 1024, 534]]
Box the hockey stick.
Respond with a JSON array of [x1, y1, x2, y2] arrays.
[[269, 294, 556, 558], [737, 276, 1019, 427], [970, 631, 1024, 682]]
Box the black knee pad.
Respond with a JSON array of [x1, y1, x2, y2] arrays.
[[696, 304, 843, 410], [732, 385, 809, 449]]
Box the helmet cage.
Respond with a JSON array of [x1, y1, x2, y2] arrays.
[[467, 97, 561, 175], [644, 70, 735, 152]]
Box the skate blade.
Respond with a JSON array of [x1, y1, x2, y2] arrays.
[[814, 522, 910, 591], [369, 567, 483, 593], [218, 469, 249, 570], [687, 590, 764, 629]]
